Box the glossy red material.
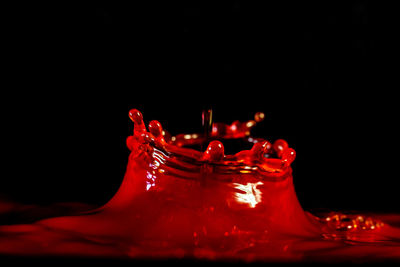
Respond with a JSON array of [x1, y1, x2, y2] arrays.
[[0, 109, 399, 262]]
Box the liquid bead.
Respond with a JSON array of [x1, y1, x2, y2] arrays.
[[0, 109, 400, 262]]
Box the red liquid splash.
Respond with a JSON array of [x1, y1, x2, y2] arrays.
[[0, 109, 400, 263]]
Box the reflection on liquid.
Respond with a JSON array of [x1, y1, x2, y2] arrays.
[[233, 182, 263, 208]]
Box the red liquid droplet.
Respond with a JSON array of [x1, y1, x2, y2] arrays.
[[203, 140, 225, 162], [0, 109, 400, 262]]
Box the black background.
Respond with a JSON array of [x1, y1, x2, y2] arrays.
[[2, 1, 399, 220]]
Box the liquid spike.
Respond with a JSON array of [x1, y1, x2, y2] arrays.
[[149, 120, 163, 138], [149, 120, 166, 145], [281, 148, 296, 167], [129, 109, 146, 133], [202, 109, 213, 150], [203, 140, 225, 162], [273, 139, 289, 157], [129, 109, 143, 124], [251, 140, 272, 159]]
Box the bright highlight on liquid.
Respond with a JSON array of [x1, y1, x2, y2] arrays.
[[233, 182, 263, 208]]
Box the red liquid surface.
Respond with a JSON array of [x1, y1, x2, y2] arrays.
[[0, 109, 399, 263]]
